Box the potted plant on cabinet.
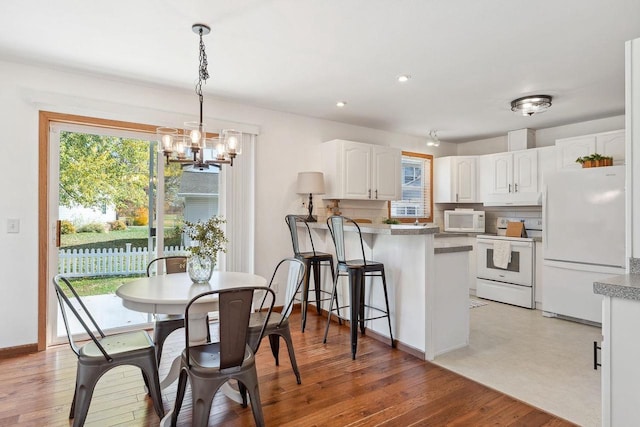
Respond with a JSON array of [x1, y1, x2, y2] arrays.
[[576, 154, 614, 168]]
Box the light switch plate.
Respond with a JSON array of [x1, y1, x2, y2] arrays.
[[7, 219, 20, 233]]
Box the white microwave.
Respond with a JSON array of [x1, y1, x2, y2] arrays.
[[444, 209, 485, 233]]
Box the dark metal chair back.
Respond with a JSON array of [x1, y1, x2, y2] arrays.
[[286, 214, 319, 256], [184, 286, 275, 370], [53, 275, 111, 361], [257, 257, 306, 326], [327, 215, 368, 266], [146, 255, 187, 276]]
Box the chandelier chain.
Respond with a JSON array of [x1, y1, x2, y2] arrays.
[[196, 28, 209, 99]]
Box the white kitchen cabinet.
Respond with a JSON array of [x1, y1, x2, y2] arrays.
[[486, 150, 538, 195], [434, 156, 477, 203], [555, 129, 625, 169], [601, 295, 640, 427], [481, 150, 538, 206], [597, 130, 626, 165], [435, 235, 477, 294], [321, 139, 401, 201]]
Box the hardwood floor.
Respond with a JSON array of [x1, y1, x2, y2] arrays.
[[0, 310, 575, 426]]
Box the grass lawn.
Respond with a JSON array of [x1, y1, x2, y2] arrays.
[[67, 275, 143, 296], [61, 226, 182, 250]]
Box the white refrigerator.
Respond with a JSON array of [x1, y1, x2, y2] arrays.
[[542, 165, 625, 324]]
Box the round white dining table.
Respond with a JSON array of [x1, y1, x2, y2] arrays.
[[116, 271, 267, 403]]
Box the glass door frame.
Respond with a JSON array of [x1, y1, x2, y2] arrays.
[[39, 112, 160, 349]]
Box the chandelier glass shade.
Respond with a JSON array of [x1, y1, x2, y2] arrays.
[[157, 24, 241, 168], [510, 95, 552, 116]]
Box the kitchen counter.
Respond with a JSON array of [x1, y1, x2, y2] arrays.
[[305, 221, 439, 235], [299, 219, 469, 360], [593, 274, 640, 301]]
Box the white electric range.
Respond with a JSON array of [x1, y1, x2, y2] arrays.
[[476, 217, 542, 309]]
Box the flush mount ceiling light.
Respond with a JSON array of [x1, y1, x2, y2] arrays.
[[426, 130, 440, 147], [397, 74, 411, 83], [336, 101, 347, 107], [510, 95, 553, 116], [156, 24, 241, 169]]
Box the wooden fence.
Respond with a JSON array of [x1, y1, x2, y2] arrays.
[[58, 243, 187, 277]]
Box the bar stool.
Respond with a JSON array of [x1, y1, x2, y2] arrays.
[[285, 215, 336, 332], [323, 215, 394, 359]]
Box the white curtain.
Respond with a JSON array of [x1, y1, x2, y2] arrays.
[[220, 133, 256, 273]]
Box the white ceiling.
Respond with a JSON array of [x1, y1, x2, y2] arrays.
[[1, 0, 639, 143]]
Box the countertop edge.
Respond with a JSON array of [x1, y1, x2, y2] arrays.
[[434, 244, 473, 254], [303, 221, 440, 235], [593, 274, 640, 302]]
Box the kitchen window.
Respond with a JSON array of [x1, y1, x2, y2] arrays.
[[389, 151, 433, 223]]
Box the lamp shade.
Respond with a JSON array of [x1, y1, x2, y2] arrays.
[[296, 172, 325, 195]]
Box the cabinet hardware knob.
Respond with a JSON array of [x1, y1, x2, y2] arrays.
[[368, 189, 371, 199]]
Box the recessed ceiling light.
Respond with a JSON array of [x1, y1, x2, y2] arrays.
[[397, 74, 411, 83], [336, 101, 347, 107]]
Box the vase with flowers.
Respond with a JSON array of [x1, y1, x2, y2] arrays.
[[182, 216, 228, 283]]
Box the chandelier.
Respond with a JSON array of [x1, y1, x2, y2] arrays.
[[157, 24, 241, 169], [510, 95, 552, 116]]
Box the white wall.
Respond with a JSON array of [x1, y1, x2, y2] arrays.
[[0, 59, 454, 349]]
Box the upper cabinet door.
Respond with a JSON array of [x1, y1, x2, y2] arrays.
[[513, 150, 538, 193], [455, 157, 477, 203], [596, 130, 625, 165], [343, 142, 371, 199], [555, 135, 597, 169], [372, 146, 401, 200], [489, 153, 512, 194]]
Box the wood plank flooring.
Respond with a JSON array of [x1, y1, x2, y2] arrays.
[[0, 310, 576, 426]]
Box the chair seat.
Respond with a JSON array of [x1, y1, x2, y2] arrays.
[[183, 342, 254, 372], [297, 251, 333, 261], [339, 259, 385, 271], [80, 330, 154, 358]]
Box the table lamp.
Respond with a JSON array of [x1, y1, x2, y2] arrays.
[[297, 171, 325, 222]]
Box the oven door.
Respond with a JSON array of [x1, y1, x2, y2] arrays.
[[476, 237, 534, 286]]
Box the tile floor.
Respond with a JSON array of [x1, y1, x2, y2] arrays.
[[433, 299, 602, 427]]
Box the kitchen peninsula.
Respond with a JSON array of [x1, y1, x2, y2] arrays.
[[302, 221, 471, 360]]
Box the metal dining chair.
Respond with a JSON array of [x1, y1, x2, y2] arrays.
[[247, 257, 306, 385], [170, 285, 276, 427], [53, 275, 164, 427], [324, 215, 394, 359], [285, 214, 336, 331], [146, 255, 211, 365]]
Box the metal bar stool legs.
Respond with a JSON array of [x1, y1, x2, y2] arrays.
[[324, 266, 394, 360], [300, 256, 335, 332]]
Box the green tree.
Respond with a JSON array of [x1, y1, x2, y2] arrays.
[[59, 131, 150, 212]]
